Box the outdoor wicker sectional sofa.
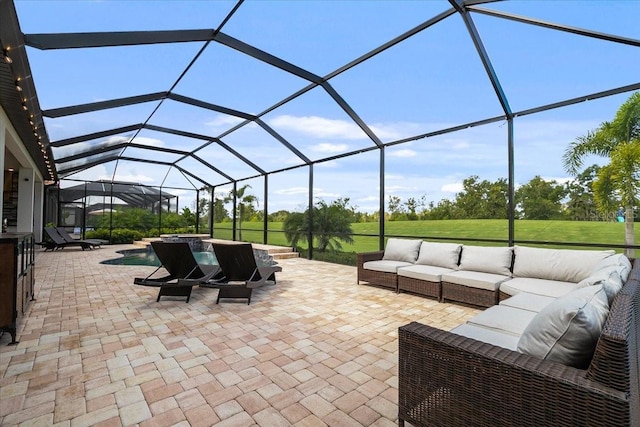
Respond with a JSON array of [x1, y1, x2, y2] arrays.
[[397, 256, 639, 427], [357, 238, 622, 308]]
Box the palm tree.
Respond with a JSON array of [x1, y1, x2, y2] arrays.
[[563, 92, 640, 258], [226, 184, 258, 241], [313, 199, 354, 252], [283, 199, 354, 252]]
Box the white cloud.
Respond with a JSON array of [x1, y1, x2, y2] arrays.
[[284, 155, 306, 165], [357, 195, 379, 202], [441, 183, 463, 193], [315, 191, 341, 198], [311, 143, 348, 153], [316, 160, 339, 168], [269, 115, 367, 140], [541, 176, 573, 184], [368, 121, 425, 140], [268, 115, 426, 142], [130, 136, 165, 147], [102, 173, 155, 183], [103, 135, 131, 144], [385, 174, 405, 180], [205, 114, 246, 128], [276, 187, 308, 196], [386, 185, 416, 193], [389, 149, 416, 158]]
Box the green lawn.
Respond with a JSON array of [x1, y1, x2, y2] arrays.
[[212, 219, 638, 254]]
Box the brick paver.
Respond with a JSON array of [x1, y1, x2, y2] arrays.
[[0, 244, 479, 425]]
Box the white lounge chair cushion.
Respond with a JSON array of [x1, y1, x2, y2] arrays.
[[458, 245, 513, 276], [363, 260, 413, 273], [441, 270, 510, 291], [415, 241, 462, 269], [382, 238, 422, 263], [499, 277, 579, 298], [467, 305, 537, 336], [517, 284, 609, 368], [513, 246, 615, 283], [499, 292, 556, 313], [397, 264, 454, 282], [577, 265, 628, 305], [451, 323, 519, 351]]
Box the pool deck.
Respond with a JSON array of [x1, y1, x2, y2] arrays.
[[0, 244, 479, 426]]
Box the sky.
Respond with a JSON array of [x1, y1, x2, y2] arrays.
[[13, 0, 640, 214]]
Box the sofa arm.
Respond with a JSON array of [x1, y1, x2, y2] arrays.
[[398, 321, 632, 427], [357, 251, 385, 282], [357, 250, 385, 265]]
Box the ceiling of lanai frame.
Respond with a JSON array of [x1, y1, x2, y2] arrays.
[[1, 0, 639, 197]]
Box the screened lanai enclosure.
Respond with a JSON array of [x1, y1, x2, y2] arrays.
[[1, 0, 639, 259]]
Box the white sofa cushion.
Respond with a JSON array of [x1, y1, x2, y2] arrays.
[[415, 241, 462, 269], [382, 238, 422, 263], [467, 305, 537, 336], [451, 323, 519, 351], [577, 265, 628, 305], [591, 253, 632, 275], [499, 292, 556, 313], [517, 284, 609, 368], [458, 245, 513, 276], [441, 270, 510, 291], [513, 245, 615, 283], [397, 265, 454, 282], [499, 277, 580, 299], [363, 260, 412, 273]]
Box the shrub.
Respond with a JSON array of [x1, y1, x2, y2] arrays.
[[86, 228, 144, 244], [297, 249, 357, 266]]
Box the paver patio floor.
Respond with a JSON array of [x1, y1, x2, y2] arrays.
[[0, 245, 479, 426]]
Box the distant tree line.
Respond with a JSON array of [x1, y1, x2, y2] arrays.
[[209, 168, 636, 224]]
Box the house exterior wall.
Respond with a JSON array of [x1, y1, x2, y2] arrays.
[[1, 105, 44, 241]]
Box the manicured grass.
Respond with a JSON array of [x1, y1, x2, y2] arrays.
[[213, 219, 638, 254]]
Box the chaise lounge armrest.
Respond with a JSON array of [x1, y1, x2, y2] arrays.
[[398, 321, 634, 427]]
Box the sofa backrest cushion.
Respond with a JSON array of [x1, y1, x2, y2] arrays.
[[512, 246, 615, 283], [458, 245, 513, 276], [382, 238, 422, 263], [517, 284, 609, 369], [577, 265, 628, 305], [591, 253, 632, 276], [416, 242, 462, 269]]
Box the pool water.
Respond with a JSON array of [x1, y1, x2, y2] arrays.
[[102, 247, 217, 266]]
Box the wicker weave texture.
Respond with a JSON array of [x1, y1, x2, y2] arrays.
[[399, 259, 640, 427], [357, 251, 398, 291], [441, 281, 498, 308], [398, 276, 441, 301]]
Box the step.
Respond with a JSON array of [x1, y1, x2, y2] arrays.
[[271, 251, 300, 260]]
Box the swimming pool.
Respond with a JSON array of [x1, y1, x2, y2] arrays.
[[102, 247, 217, 266]]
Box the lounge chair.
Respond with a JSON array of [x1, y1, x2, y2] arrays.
[[133, 241, 220, 303], [206, 242, 282, 304], [43, 227, 92, 251], [56, 227, 106, 249]]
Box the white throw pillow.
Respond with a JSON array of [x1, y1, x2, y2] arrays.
[[513, 246, 615, 283], [382, 238, 422, 263], [415, 242, 462, 269], [576, 266, 627, 305], [517, 285, 609, 368], [458, 245, 513, 276]]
